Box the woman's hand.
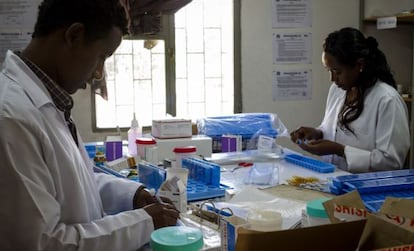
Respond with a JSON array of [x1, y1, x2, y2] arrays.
[[290, 127, 323, 144], [297, 139, 345, 157]]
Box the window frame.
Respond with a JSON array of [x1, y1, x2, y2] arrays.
[[91, 0, 241, 132]]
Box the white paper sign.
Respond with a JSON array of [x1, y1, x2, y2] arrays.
[[272, 0, 312, 28], [272, 32, 312, 64], [272, 69, 312, 101], [376, 16, 397, 30]]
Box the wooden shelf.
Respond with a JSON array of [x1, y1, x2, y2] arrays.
[[403, 96, 412, 103], [364, 12, 414, 23]]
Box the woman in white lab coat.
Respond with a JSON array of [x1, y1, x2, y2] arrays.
[[290, 27, 410, 173], [0, 0, 178, 250]]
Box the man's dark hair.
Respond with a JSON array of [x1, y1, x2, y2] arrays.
[[33, 0, 129, 41]]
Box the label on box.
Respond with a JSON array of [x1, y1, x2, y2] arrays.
[[220, 216, 249, 251], [152, 119, 192, 139], [221, 135, 242, 152], [333, 204, 369, 221], [105, 136, 122, 161], [158, 177, 187, 213]]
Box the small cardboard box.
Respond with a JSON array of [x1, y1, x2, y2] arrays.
[[105, 136, 122, 161], [157, 177, 187, 213], [221, 135, 242, 152], [155, 135, 212, 162], [220, 215, 249, 251], [152, 119, 192, 139]]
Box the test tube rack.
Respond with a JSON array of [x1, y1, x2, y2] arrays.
[[284, 154, 335, 173], [182, 158, 229, 201], [137, 159, 229, 202]]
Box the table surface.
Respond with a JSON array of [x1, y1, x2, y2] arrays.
[[141, 148, 350, 251]]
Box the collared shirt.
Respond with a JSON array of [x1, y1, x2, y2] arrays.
[[15, 51, 74, 120], [318, 81, 410, 172], [15, 51, 78, 145], [0, 50, 150, 250]]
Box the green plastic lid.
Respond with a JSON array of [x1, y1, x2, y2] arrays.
[[150, 226, 203, 251], [306, 198, 330, 218]]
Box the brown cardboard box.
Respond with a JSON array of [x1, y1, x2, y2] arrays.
[[235, 193, 414, 251], [235, 220, 366, 251], [357, 214, 414, 251]]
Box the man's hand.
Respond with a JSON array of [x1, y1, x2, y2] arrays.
[[143, 203, 180, 229], [133, 186, 175, 209]]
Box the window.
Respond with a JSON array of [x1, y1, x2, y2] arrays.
[[93, 0, 240, 130]]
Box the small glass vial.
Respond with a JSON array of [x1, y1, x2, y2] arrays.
[[136, 137, 157, 161], [94, 152, 106, 167], [173, 146, 197, 168]]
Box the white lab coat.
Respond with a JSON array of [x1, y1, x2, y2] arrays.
[[0, 51, 153, 251], [319, 82, 410, 173]]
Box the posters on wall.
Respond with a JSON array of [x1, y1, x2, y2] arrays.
[[272, 69, 311, 101], [0, 0, 38, 63], [272, 32, 311, 64], [272, 0, 312, 28], [271, 0, 312, 101]]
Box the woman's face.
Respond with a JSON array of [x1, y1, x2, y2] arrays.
[[322, 52, 361, 91]]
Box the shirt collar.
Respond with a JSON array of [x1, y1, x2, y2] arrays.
[[14, 51, 74, 119]]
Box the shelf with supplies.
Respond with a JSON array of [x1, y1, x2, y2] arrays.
[[403, 96, 412, 103], [363, 12, 414, 23], [361, 0, 414, 168]]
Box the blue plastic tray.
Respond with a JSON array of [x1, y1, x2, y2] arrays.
[[344, 176, 414, 194], [362, 192, 414, 212], [329, 170, 414, 212], [284, 154, 335, 173], [332, 169, 414, 190]]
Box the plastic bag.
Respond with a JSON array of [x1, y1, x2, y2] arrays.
[[197, 113, 289, 152]]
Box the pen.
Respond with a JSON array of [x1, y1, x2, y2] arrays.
[[154, 193, 164, 204]]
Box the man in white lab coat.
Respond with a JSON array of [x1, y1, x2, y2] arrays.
[[0, 0, 179, 250]]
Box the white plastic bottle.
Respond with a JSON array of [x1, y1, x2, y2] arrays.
[[127, 113, 142, 156]]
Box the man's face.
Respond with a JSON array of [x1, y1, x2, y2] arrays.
[[322, 52, 361, 91], [58, 26, 122, 94]]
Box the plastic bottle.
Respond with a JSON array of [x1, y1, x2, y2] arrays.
[[128, 113, 142, 156]]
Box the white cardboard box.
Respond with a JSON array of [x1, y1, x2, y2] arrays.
[[158, 178, 187, 213], [152, 119, 192, 139], [155, 135, 212, 162]]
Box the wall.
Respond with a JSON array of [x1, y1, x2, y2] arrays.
[[72, 0, 360, 143], [240, 0, 359, 149], [362, 0, 414, 93]]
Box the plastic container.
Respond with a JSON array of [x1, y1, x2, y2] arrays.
[[246, 209, 282, 232], [136, 137, 157, 160], [306, 198, 330, 226], [127, 113, 142, 156], [173, 146, 197, 168], [150, 226, 203, 251], [166, 167, 189, 186]]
